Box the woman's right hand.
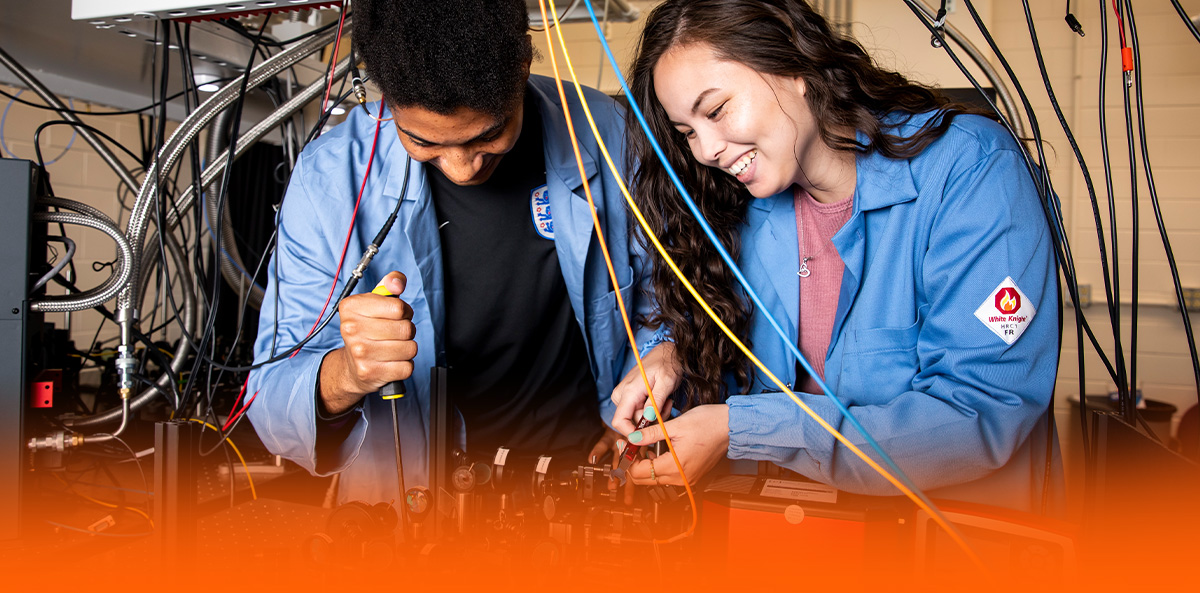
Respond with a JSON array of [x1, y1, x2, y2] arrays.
[[610, 342, 681, 436]]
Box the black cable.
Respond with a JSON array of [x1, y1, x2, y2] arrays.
[[1096, 0, 1130, 414], [960, 1, 1121, 387], [199, 227, 279, 447], [1170, 0, 1200, 45], [305, 86, 357, 145], [31, 121, 146, 169], [1017, 0, 1115, 468], [0, 83, 235, 117], [907, 0, 1116, 462], [50, 275, 182, 408], [186, 153, 411, 376], [1065, 0, 1085, 36], [1124, 2, 1200, 414], [177, 17, 271, 413], [151, 22, 185, 413], [196, 155, 411, 456], [215, 14, 344, 49], [1113, 0, 1141, 422]]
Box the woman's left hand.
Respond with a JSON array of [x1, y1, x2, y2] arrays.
[[626, 404, 730, 486]]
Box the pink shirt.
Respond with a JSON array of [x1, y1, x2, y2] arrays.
[[794, 188, 854, 394]]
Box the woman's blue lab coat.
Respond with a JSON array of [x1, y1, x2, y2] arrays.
[[726, 112, 1065, 515]]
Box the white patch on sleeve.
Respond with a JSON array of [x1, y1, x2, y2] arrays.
[[529, 185, 554, 239], [974, 276, 1036, 345]]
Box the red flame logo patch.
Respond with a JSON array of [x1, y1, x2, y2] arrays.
[[995, 287, 1021, 314]]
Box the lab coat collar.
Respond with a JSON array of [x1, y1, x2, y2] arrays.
[[530, 76, 600, 193], [746, 129, 920, 217], [740, 125, 920, 360]]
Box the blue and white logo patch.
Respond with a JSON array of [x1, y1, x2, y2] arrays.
[[530, 185, 554, 240]]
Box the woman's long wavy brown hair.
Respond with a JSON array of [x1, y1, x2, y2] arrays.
[[628, 0, 984, 406]]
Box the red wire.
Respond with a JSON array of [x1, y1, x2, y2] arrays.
[[236, 119, 383, 425], [223, 377, 251, 431], [290, 117, 384, 359], [321, 2, 349, 111], [1111, 0, 1127, 48]]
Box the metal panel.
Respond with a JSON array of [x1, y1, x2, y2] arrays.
[[0, 158, 37, 541]]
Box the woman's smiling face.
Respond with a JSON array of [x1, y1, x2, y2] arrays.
[[652, 42, 822, 199]]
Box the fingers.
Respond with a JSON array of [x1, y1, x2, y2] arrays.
[[382, 271, 407, 296], [627, 456, 681, 486], [351, 359, 416, 386], [344, 338, 418, 365], [340, 291, 414, 321], [627, 418, 666, 448], [587, 436, 614, 464], [611, 383, 648, 435], [334, 271, 420, 394], [341, 316, 417, 343]]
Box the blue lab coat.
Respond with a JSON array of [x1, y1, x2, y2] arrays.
[[246, 76, 654, 504], [726, 112, 1065, 515]]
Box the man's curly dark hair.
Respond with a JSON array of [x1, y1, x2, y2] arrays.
[[353, 0, 533, 118]]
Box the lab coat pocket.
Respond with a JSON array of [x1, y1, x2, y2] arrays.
[[842, 318, 921, 402], [588, 279, 637, 389]]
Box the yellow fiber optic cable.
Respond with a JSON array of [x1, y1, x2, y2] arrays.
[[536, 0, 699, 543], [547, 0, 986, 571], [54, 473, 154, 529], [189, 419, 258, 500]]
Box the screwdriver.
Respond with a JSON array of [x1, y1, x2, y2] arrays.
[[371, 281, 408, 540]]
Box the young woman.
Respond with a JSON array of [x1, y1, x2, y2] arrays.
[[611, 0, 1063, 515]]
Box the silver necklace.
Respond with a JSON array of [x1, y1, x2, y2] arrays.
[[797, 195, 811, 278]]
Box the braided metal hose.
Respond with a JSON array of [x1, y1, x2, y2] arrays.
[[29, 211, 132, 313]]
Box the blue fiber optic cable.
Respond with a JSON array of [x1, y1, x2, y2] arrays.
[[581, 0, 935, 507]]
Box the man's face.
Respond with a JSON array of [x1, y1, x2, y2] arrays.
[[391, 99, 525, 186]]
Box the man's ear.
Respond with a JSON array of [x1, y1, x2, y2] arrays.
[[521, 37, 533, 82]]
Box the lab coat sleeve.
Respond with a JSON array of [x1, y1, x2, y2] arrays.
[[727, 147, 1058, 495], [244, 153, 370, 477], [592, 97, 671, 423]]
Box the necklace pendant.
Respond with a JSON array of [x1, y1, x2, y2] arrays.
[[798, 258, 811, 278]]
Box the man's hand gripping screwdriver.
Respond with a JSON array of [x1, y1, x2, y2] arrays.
[[372, 281, 409, 541]]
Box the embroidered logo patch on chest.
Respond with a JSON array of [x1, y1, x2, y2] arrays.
[[530, 185, 554, 240], [974, 276, 1036, 345]]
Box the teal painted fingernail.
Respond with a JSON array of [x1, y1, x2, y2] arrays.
[[643, 407, 657, 421], [629, 431, 643, 444]]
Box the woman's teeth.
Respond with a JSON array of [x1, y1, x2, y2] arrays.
[[728, 150, 757, 176]]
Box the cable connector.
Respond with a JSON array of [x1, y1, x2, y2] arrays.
[[28, 431, 83, 452], [351, 244, 379, 280], [1121, 46, 1134, 87], [115, 343, 136, 399], [1065, 13, 1085, 37], [930, 6, 948, 48], [352, 74, 368, 108]]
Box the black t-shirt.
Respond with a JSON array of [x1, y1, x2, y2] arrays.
[[427, 99, 602, 462]]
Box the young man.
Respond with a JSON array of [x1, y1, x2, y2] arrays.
[[246, 0, 655, 504]]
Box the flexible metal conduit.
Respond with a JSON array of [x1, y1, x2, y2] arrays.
[[166, 57, 352, 233], [29, 211, 132, 313], [119, 25, 344, 317], [910, 0, 1026, 138], [68, 230, 196, 428], [200, 57, 353, 310], [38, 195, 119, 227]]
